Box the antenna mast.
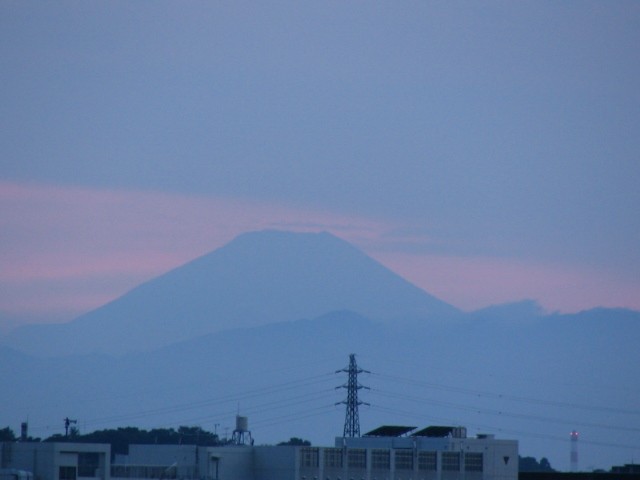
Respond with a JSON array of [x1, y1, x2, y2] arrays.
[[570, 430, 579, 472], [336, 353, 370, 437], [64, 417, 77, 437]]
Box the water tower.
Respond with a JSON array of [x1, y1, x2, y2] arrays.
[[231, 415, 253, 445]]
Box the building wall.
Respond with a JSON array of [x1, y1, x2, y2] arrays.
[[328, 435, 518, 480], [0, 443, 109, 480], [124, 444, 197, 479], [10, 432, 515, 480], [286, 440, 518, 480], [198, 446, 253, 480], [111, 445, 256, 480], [253, 446, 297, 480], [125, 445, 196, 467], [0, 469, 34, 480]]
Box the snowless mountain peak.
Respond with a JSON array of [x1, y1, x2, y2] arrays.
[[3, 230, 458, 356]]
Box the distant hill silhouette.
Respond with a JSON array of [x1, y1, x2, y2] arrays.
[[2, 229, 639, 470], [1, 308, 638, 471], [1, 230, 459, 356]]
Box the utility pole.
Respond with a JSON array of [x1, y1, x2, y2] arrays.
[[336, 353, 370, 437], [63, 417, 77, 437]]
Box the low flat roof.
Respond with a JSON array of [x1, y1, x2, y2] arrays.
[[363, 425, 416, 437], [412, 426, 456, 437]]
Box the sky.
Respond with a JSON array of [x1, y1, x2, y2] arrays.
[[1, 1, 640, 330]]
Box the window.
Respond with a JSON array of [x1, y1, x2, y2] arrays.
[[442, 452, 460, 471], [324, 448, 343, 468], [395, 450, 413, 470], [418, 451, 437, 471], [347, 449, 366, 469], [371, 450, 390, 470], [465, 453, 483, 472], [110, 466, 177, 479], [78, 453, 100, 477], [300, 448, 319, 468], [59, 467, 77, 480]]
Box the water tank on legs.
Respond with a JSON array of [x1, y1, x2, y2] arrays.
[[232, 415, 253, 446]]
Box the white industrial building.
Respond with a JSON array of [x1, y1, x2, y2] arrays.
[[0, 442, 110, 480], [112, 424, 517, 480], [1, 424, 517, 480]]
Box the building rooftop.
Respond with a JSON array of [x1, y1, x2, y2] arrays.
[[363, 425, 416, 437]]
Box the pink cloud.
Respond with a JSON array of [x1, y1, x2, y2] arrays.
[[371, 252, 640, 313], [0, 181, 387, 320], [1, 181, 638, 324]]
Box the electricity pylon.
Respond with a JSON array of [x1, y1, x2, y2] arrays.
[[336, 353, 370, 437]]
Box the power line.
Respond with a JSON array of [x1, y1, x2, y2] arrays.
[[29, 372, 336, 433], [370, 388, 640, 433], [372, 372, 639, 417], [366, 404, 639, 451]]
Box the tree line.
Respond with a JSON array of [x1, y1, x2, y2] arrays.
[[2, 425, 553, 471], [0, 425, 226, 456], [0, 425, 315, 457]]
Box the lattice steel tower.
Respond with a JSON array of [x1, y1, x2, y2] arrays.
[[336, 353, 370, 437]]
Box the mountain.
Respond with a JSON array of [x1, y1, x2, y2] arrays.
[[1, 308, 638, 471], [1, 230, 459, 356], [466, 299, 545, 323], [3, 229, 639, 470]]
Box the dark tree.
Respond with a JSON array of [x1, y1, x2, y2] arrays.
[[0, 426, 16, 442], [539, 458, 553, 471], [43, 425, 223, 457], [519, 456, 555, 472], [277, 437, 311, 446]]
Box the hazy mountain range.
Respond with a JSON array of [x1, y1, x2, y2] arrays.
[[1, 230, 638, 472], [2, 231, 458, 356]]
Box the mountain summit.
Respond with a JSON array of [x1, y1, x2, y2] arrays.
[[3, 230, 458, 356]]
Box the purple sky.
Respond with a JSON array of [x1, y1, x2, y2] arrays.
[[1, 2, 639, 329]]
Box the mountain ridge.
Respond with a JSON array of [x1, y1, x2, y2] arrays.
[[1, 230, 459, 356], [1, 306, 638, 471]]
